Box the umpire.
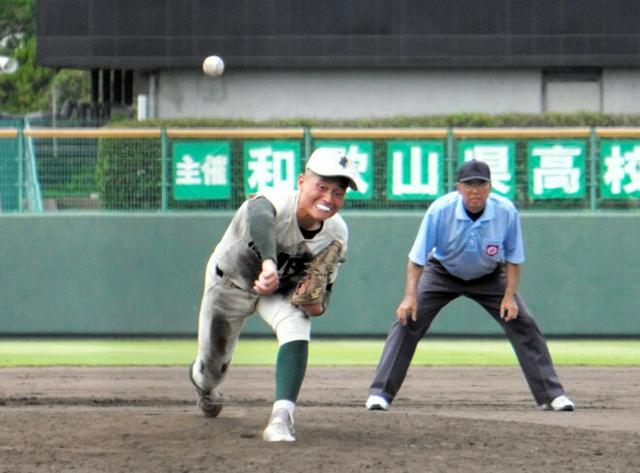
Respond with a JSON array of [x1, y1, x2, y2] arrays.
[[365, 160, 575, 412]]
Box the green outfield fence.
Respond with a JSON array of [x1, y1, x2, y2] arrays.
[[1, 123, 640, 212]]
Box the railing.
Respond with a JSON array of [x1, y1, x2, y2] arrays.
[[23, 120, 44, 212], [0, 126, 639, 212]]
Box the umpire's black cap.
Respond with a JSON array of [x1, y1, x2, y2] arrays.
[[457, 160, 491, 183]]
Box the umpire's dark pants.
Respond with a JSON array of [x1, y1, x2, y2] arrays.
[[369, 260, 566, 406]]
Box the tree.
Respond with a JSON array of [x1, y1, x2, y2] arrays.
[[0, 0, 34, 44], [0, 0, 88, 116], [0, 37, 55, 114]]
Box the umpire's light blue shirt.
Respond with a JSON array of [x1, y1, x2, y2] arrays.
[[408, 191, 525, 280]]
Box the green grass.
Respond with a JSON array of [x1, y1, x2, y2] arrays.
[[1, 338, 639, 367]]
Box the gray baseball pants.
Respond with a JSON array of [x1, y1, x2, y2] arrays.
[[368, 260, 566, 406]]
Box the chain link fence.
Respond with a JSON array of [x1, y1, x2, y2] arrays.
[[1, 124, 639, 213]]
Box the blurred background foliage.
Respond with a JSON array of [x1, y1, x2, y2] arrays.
[[111, 112, 640, 129], [0, 0, 89, 116]]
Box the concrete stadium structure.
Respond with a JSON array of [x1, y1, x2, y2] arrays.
[[36, 1, 640, 120]]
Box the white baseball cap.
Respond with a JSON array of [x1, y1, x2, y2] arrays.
[[305, 148, 359, 191]]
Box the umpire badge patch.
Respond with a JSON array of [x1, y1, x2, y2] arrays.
[[485, 244, 499, 256]]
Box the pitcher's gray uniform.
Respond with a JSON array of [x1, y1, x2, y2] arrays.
[[193, 187, 348, 389], [189, 147, 357, 442]]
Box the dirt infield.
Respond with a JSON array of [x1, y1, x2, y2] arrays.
[[1, 366, 639, 473]]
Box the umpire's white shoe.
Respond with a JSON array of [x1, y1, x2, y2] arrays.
[[188, 363, 223, 417], [365, 394, 389, 411], [263, 408, 296, 442], [540, 394, 575, 412]]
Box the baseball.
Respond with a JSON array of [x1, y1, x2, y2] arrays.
[[202, 55, 225, 77]]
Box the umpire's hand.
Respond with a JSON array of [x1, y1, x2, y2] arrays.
[[500, 294, 519, 322], [396, 295, 417, 326]]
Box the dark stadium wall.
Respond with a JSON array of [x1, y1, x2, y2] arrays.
[[35, 1, 640, 118], [1, 214, 638, 337], [37, 0, 640, 69]]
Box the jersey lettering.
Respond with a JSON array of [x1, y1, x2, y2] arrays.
[[276, 251, 314, 294]]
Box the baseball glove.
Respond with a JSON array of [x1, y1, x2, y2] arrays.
[[289, 240, 345, 309]]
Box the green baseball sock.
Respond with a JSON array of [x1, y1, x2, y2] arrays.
[[274, 340, 308, 402]]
